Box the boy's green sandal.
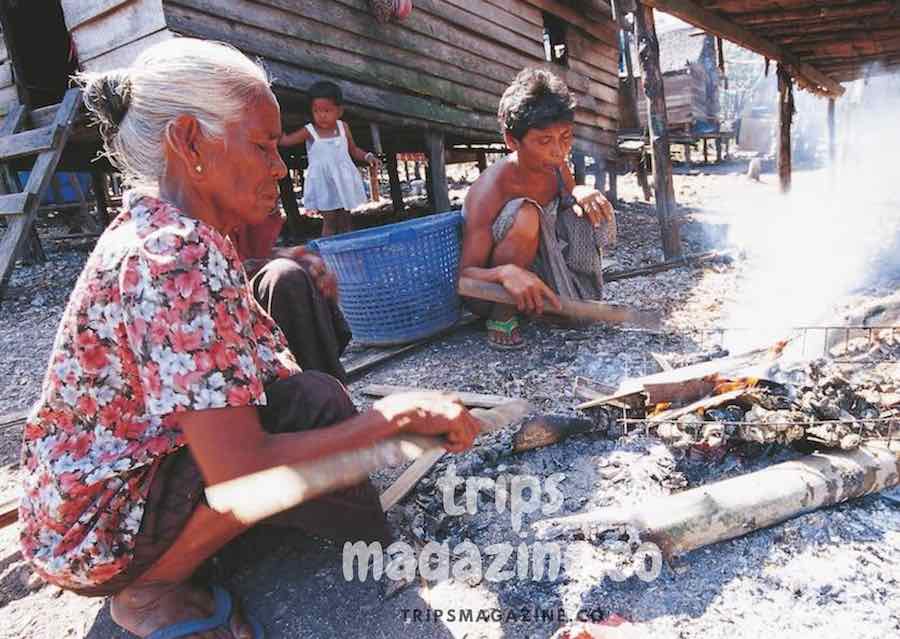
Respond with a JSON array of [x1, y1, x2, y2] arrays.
[[486, 316, 526, 350]]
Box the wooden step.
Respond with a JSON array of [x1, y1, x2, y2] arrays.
[[0, 125, 57, 162], [0, 191, 31, 216]]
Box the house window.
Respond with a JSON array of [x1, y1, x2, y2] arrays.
[[542, 12, 568, 66]]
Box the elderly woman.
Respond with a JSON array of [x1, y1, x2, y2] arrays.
[[19, 39, 479, 639]]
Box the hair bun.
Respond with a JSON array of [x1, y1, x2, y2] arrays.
[[81, 70, 132, 135]]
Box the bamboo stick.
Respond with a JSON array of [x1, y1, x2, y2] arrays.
[[457, 277, 661, 329]]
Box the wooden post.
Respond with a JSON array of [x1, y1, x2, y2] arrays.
[[424, 130, 450, 212], [827, 98, 836, 166], [635, 3, 681, 259], [573, 151, 586, 185], [702, 138, 709, 163], [715, 136, 722, 163], [777, 63, 794, 193], [683, 143, 692, 170], [278, 171, 303, 238], [476, 150, 487, 173], [386, 149, 404, 214], [607, 167, 618, 205], [91, 171, 110, 226]]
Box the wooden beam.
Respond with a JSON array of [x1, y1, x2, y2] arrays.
[[0, 192, 30, 216], [634, 4, 682, 259], [641, 0, 845, 97], [424, 130, 450, 212], [0, 126, 56, 161], [777, 63, 793, 193]]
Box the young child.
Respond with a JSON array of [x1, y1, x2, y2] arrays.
[[280, 80, 380, 236]]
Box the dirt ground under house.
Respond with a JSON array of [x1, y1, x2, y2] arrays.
[[0, 160, 898, 639]]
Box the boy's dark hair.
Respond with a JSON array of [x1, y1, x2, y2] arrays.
[[498, 68, 576, 140], [308, 80, 343, 105]]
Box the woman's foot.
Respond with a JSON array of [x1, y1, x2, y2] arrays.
[[486, 315, 526, 350], [111, 581, 255, 638]]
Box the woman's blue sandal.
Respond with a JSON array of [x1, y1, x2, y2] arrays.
[[147, 585, 264, 639], [486, 316, 526, 350]]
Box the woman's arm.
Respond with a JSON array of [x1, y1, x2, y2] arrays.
[[178, 393, 480, 487], [343, 123, 379, 167], [279, 126, 311, 147]]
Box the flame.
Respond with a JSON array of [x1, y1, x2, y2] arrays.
[[713, 377, 758, 395], [649, 402, 672, 416]]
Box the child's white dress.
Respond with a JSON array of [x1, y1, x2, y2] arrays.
[[303, 121, 367, 212]]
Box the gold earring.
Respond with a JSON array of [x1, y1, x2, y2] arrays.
[[195, 165, 203, 173]]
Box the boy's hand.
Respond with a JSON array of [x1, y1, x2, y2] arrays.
[[572, 185, 614, 228], [365, 152, 381, 170]]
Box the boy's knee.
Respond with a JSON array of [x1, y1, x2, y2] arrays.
[[510, 202, 541, 240]]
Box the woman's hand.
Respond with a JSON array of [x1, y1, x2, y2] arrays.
[[498, 264, 562, 316], [572, 185, 614, 228], [373, 391, 481, 453], [286, 247, 338, 301]]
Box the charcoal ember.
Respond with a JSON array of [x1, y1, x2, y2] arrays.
[[803, 395, 843, 420]]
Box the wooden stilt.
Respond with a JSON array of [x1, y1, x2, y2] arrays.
[[827, 98, 836, 166], [278, 171, 303, 238], [683, 143, 692, 170], [607, 167, 618, 205], [476, 150, 487, 173], [386, 149, 404, 214], [715, 137, 722, 163], [777, 63, 794, 193], [702, 138, 708, 163], [424, 130, 450, 212], [635, 3, 680, 259], [573, 151, 586, 185]]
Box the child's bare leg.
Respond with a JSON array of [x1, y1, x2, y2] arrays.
[[321, 209, 340, 237], [336, 209, 353, 234]]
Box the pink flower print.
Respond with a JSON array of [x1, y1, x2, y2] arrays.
[[174, 269, 204, 300], [181, 242, 207, 264], [171, 328, 202, 352], [149, 317, 169, 346], [193, 351, 214, 374], [81, 346, 109, 374], [77, 394, 98, 417], [227, 385, 252, 406], [210, 341, 238, 370], [145, 363, 162, 397]]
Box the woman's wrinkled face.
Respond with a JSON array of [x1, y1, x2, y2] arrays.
[[507, 121, 574, 174], [311, 97, 342, 132], [202, 90, 287, 230]]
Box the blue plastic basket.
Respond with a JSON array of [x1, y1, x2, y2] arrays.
[[309, 212, 464, 346]]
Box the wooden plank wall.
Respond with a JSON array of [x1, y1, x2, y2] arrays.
[[0, 26, 17, 116], [149, 0, 620, 158], [61, 0, 172, 73]]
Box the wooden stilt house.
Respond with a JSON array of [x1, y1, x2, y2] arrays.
[[0, 0, 622, 292]]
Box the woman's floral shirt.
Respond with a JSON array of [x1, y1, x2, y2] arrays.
[[19, 193, 300, 589]]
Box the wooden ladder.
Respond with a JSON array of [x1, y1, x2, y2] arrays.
[[0, 88, 81, 298]]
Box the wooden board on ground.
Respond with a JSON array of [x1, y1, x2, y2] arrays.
[[362, 385, 517, 408]]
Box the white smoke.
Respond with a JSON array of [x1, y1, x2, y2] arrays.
[[720, 69, 900, 354]]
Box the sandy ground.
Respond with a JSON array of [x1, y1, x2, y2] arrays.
[[0, 161, 898, 638]]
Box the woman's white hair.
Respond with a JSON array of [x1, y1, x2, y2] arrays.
[[78, 37, 270, 193]]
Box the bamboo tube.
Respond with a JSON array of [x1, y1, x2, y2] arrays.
[[534, 443, 900, 560]]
